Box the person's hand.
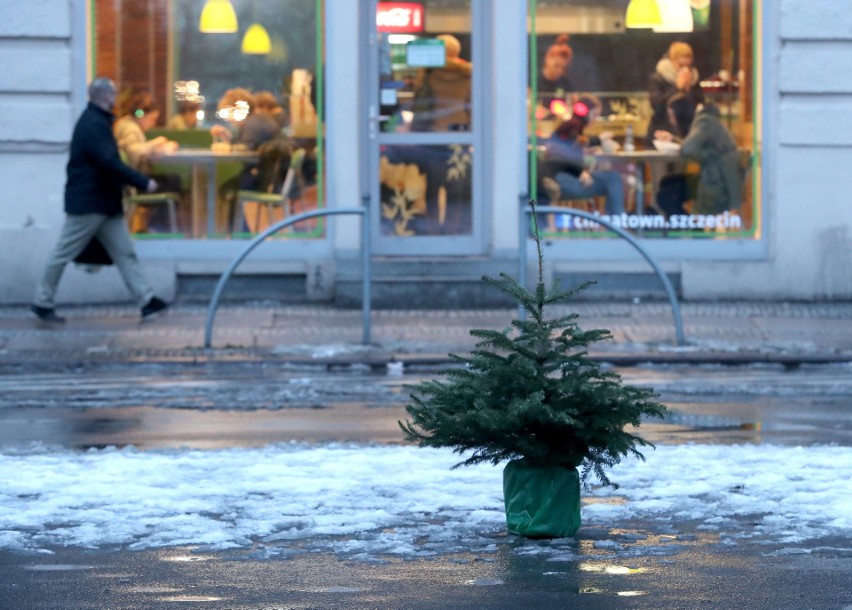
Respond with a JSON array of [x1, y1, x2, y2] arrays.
[[579, 170, 594, 187], [654, 130, 674, 142], [160, 140, 179, 153], [145, 179, 158, 193], [676, 66, 692, 90], [210, 125, 233, 142]]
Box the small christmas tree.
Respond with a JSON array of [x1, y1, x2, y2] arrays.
[[400, 202, 667, 537]]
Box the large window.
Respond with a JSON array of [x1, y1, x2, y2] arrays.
[[528, 0, 759, 240], [93, 0, 325, 240]]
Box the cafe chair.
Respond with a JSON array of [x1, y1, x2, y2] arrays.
[[233, 147, 306, 235], [124, 188, 181, 235]]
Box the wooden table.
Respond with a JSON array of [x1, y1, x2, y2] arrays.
[[593, 149, 685, 218], [151, 149, 259, 237]]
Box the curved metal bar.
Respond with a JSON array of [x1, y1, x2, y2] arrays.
[[204, 208, 366, 349], [521, 205, 686, 346]]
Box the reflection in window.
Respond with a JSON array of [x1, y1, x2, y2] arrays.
[[377, 0, 473, 134], [529, 0, 758, 240], [93, 0, 324, 240]]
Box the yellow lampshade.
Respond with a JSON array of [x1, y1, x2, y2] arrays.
[[653, 0, 694, 32], [241, 23, 271, 55], [625, 0, 662, 29], [199, 0, 238, 34]]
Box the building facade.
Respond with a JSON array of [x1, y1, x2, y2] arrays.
[[0, 0, 850, 306]]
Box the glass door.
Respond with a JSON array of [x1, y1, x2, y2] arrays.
[[368, 0, 485, 255]]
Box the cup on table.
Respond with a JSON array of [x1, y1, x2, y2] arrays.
[[601, 135, 620, 154]]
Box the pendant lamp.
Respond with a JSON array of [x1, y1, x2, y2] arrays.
[[199, 0, 238, 34], [625, 0, 662, 29], [653, 0, 694, 32], [242, 23, 271, 54]]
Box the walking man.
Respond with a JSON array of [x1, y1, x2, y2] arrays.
[[31, 77, 169, 323]]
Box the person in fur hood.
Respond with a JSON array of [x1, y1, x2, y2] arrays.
[[647, 41, 704, 145]]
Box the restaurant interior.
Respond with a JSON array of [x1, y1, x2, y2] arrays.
[[92, 0, 757, 242]]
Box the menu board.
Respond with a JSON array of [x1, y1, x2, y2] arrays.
[[406, 39, 446, 68]]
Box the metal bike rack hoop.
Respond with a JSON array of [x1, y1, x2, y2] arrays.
[[204, 206, 370, 349], [520, 203, 686, 346]]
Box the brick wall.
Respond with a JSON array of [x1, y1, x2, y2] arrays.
[[95, 0, 171, 122]]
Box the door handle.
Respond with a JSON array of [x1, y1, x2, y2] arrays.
[[368, 104, 391, 138]]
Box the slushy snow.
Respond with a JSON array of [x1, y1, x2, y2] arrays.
[[1, 443, 849, 555]]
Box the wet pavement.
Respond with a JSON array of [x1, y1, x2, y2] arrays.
[[3, 536, 851, 610], [1, 302, 851, 608]]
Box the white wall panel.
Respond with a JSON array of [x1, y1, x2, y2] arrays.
[[779, 42, 852, 93], [779, 97, 852, 146], [780, 0, 852, 40], [0, 0, 71, 38], [0, 43, 72, 92], [0, 153, 65, 227], [0, 101, 71, 143], [774, 143, 852, 299]]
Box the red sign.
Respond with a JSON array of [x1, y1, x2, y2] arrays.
[[376, 2, 424, 33]]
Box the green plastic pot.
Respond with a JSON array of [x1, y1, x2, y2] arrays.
[[503, 458, 581, 538]]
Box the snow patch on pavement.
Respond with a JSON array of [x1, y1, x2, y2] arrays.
[[0, 443, 849, 556]]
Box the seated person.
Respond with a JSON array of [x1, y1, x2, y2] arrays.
[[254, 91, 288, 130], [647, 41, 704, 146], [210, 88, 280, 152], [655, 103, 744, 216], [113, 91, 181, 232], [210, 89, 288, 232], [540, 100, 625, 217], [167, 100, 202, 130]]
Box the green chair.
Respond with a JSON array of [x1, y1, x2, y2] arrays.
[[124, 187, 181, 235], [233, 148, 306, 235], [119, 150, 182, 235]]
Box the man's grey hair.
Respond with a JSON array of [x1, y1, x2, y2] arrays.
[[88, 77, 116, 105]]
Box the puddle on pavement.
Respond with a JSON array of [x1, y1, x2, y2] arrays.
[[0, 404, 410, 450], [1, 365, 849, 450]]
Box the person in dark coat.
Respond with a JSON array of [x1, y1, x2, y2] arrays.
[[31, 77, 169, 323], [679, 103, 744, 215]]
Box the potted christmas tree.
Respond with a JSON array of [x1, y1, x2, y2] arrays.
[[399, 203, 667, 538]]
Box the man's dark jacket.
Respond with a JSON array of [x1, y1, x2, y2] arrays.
[[64, 102, 149, 216]]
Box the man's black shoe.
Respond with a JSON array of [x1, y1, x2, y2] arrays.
[[141, 296, 169, 320], [30, 305, 66, 324]]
